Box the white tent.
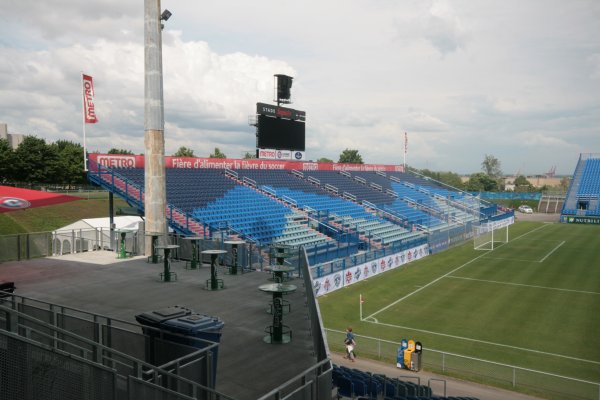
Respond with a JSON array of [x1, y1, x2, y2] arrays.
[[53, 216, 144, 254]]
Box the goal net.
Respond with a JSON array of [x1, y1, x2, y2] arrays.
[[473, 223, 508, 250]]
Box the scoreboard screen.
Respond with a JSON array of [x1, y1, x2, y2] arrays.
[[257, 114, 305, 151]]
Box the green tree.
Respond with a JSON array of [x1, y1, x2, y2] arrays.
[[481, 154, 502, 179], [173, 146, 194, 157], [338, 149, 363, 164], [466, 172, 499, 192], [209, 147, 226, 158], [13, 136, 60, 184], [317, 157, 333, 163], [513, 175, 534, 192], [418, 169, 464, 189], [108, 148, 134, 155], [55, 140, 86, 185], [0, 138, 15, 183], [243, 152, 256, 159]]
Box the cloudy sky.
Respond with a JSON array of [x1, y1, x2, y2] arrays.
[[1, 0, 599, 175]]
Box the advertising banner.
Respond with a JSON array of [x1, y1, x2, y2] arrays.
[[89, 153, 404, 173], [257, 148, 306, 161], [312, 243, 429, 297], [563, 215, 600, 225], [82, 74, 98, 124]]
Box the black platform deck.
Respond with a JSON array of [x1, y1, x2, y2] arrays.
[[0, 251, 318, 400]]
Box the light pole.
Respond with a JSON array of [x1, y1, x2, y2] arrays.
[[144, 0, 171, 254]]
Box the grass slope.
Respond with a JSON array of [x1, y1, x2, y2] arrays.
[[0, 197, 129, 235]]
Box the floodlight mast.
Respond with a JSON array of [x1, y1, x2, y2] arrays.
[[144, 0, 168, 255], [274, 74, 293, 107]]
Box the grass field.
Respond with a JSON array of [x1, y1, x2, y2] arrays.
[[0, 195, 128, 235], [318, 221, 600, 386]]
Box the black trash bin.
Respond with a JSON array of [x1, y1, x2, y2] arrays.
[[162, 313, 225, 386], [134, 306, 192, 364]]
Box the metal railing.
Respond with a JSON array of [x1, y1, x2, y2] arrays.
[[0, 293, 229, 400], [325, 329, 600, 400]]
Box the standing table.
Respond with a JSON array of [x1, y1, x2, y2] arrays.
[[259, 283, 297, 344], [202, 249, 227, 290], [155, 244, 180, 282], [268, 265, 295, 282], [115, 228, 134, 259], [145, 231, 163, 264], [224, 240, 245, 275], [183, 236, 203, 269]]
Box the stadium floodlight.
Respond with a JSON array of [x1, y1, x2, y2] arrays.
[[161, 9, 172, 21]]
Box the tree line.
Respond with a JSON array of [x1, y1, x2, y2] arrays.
[[0, 136, 565, 192]]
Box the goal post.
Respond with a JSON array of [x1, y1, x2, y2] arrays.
[[474, 223, 508, 250]]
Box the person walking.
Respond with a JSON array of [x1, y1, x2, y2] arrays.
[[344, 326, 356, 362]]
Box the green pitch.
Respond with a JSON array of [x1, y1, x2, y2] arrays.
[[318, 221, 600, 384]]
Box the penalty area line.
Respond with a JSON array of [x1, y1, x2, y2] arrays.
[[539, 240, 565, 263], [364, 223, 551, 321], [446, 275, 600, 295]]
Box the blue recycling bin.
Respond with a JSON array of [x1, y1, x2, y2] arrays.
[[135, 306, 192, 330], [162, 313, 224, 386], [135, 306, 194, 366], [136, 306, 224, 386]]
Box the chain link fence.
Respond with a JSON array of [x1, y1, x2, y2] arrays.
[[325, 329, 600, 400]]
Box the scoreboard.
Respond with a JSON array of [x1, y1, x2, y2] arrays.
[[256, 102, 306, 160]]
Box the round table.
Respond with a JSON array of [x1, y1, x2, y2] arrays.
[[224, 240, 245, 275], [259, 283, 297, 344], [270, 245, 294, 265], [155, 244, 180, 282], [267, 265, 295, 282], [183, 236, 204, 269], [202, 249, 228, 290]]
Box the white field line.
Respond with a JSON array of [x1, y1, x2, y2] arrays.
[[539, 240, 566, 263], [363, 319, 600, 366], [446, 275, 600, 296], [479, 256, 538, 263], [364, 223, 550, 321]]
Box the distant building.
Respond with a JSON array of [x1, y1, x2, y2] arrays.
[[0, 123, 26, 149]]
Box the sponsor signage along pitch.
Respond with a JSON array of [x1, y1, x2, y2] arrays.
[[311, 244, 429, 297], [565, 216, 600, 225]]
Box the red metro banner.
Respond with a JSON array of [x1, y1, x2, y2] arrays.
[[89, 154, 405, 173]]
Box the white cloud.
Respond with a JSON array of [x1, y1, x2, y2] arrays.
[[1, 0, 599, 175], [589, 53, 600, 80]]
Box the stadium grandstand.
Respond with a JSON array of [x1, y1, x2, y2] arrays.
[[561, 153, 600, 222], [87, 153, 512, 265], [0, 154, 516, 400]]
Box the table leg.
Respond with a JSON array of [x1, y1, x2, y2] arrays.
[[163, 249, 171, 282], [274, 271, 283, 283], [272, 293, 283, 342], [119, 232, 127, 259], [191, 240, 198, 269], [210, 254, 218, 289], [231, 245, 238, 274]]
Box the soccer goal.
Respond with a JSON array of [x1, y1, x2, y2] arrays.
[[473, 223, 509, 250]]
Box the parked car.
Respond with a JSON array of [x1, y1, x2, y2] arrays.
[[518, 205, 533, 214]]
